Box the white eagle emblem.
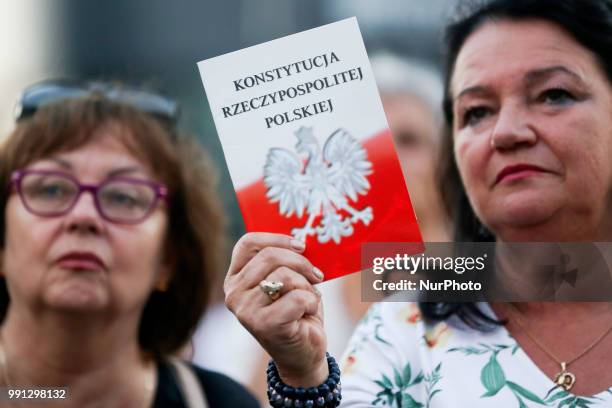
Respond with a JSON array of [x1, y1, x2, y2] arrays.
[[263, 126, 374, 244]]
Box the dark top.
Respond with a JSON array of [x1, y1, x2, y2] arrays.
[[153, 360, 260, 408]]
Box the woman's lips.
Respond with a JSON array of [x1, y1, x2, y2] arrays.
[[495, 164, 549, 185], [55, 252, 106, 271]]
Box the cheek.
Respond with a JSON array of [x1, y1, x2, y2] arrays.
[[398, 149, 421, 177], [547, 110, 612, 199], [568, 143, 612, 205], [3, 198, 51, 274], [399, 147, 435, 175], [454, 135, 484, 190], [453, 133, 493, 215], [110, 215, 168, 287], [113, 232, 162, 273], [2, 198, 59, 301]]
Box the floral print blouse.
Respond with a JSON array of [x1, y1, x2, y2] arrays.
[[339, 302, 612, 407]]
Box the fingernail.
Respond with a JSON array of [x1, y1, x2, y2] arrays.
[[290, 239, 306, 252], [314, 287, 322, 297], [313, 267, 324, 280]]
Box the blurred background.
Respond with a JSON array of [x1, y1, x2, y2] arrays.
[[1, 0, 457, 404], [1, 0, 458, 236]]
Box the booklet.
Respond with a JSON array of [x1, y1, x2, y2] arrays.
[[198, 17, 422, 280]]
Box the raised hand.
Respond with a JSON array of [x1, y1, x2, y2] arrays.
[[224, 232, 329, 387]]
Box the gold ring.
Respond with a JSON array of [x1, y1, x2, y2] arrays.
[[259, 280, 284, 301]]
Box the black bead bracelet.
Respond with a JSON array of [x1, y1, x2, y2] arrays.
[[266, 352, 342, 408]]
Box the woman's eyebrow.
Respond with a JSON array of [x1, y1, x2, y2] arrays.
[[42, 158, 145, 178], [454, 84, 494, 102], [106, 166, 145, 178], [524, 65, 583, 86], [453, 66, 587, 105], [48, 157, 72, 169]]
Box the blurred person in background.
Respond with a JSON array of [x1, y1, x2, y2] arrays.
[[0, 80, 258, 407], [372, 51, 449, 243], [340, 51, 451, 325]]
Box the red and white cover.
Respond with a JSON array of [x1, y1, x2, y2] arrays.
[[198, 18, 422, 280]]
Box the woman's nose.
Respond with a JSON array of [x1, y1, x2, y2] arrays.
[[64, 191, 104, 234], [490, 103, 537, 151]]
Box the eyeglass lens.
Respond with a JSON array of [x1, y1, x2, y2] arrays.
[[19, 172, 158, 222]]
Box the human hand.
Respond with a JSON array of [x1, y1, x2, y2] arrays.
[[224, 232, 329, 387]]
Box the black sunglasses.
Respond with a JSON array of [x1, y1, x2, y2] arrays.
[[14, 79, 180, 126]]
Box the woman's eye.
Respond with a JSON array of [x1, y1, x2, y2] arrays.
[[394, 132, 421, 148], [104, 191, 139, 207], [540, 88, 575, 105], [36, 184, 70, 198], [100, 189, 140, 208], [463, 106, 490, 127]]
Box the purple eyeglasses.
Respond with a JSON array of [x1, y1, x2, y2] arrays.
[[10, 169, 168, 224]]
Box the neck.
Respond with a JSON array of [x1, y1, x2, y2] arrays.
[[494, 211, 612, 242], [0, 304, 154, 406], [414, 200, 451, 243], [418, 220, 451, 242], [491, 241, 612, 301], [505, 301, 612, 316]]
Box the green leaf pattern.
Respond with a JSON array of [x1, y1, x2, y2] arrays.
[[447, 340, 602, 407], [480, 352, 506, 397], [371, 361, 439, 407], [342, 303, 612, 407]]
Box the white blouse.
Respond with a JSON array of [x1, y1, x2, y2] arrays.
[[340, 302, 612, 407]]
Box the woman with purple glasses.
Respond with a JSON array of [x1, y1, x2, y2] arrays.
[[0, 84, 258, 407]]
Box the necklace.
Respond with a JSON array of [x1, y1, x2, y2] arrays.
[[0, 339, 155, 407], [507, 303, 612, 391]]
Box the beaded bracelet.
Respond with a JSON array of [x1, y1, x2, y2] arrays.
[[266, 352, 342, 408]]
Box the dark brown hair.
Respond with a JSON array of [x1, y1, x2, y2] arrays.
[[0, 95, 225, 358]]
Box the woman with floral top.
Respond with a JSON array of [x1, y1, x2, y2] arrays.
[[224, 0, 612, 406]]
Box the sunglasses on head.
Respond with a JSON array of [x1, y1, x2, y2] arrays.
[[14, 79, 180, 126]]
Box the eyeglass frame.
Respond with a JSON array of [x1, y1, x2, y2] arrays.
[[10, 169, 169, 225]]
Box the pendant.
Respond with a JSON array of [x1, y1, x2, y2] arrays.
[[554, 362, 576, 391]]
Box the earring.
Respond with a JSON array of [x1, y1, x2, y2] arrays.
[[156, 278, 170, 292]]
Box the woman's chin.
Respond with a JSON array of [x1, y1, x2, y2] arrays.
[[501, 206, 556, 227], [482, 192, 564, 233], [44, 281, 108, 313]]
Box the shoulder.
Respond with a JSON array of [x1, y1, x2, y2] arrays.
[[351, 302, 426, 343], [155, 360, 259, 408], [342, 302, 425, 357]]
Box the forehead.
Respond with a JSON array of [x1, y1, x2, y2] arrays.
[[383, 94, 437, 129], [451, 19, 601, 96], [29, 127, 148, 173]]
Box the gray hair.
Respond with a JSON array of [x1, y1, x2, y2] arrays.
[[370, 51, 443, 114]]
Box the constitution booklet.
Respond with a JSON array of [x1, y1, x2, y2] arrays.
[[197, 17, 422, 280]]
